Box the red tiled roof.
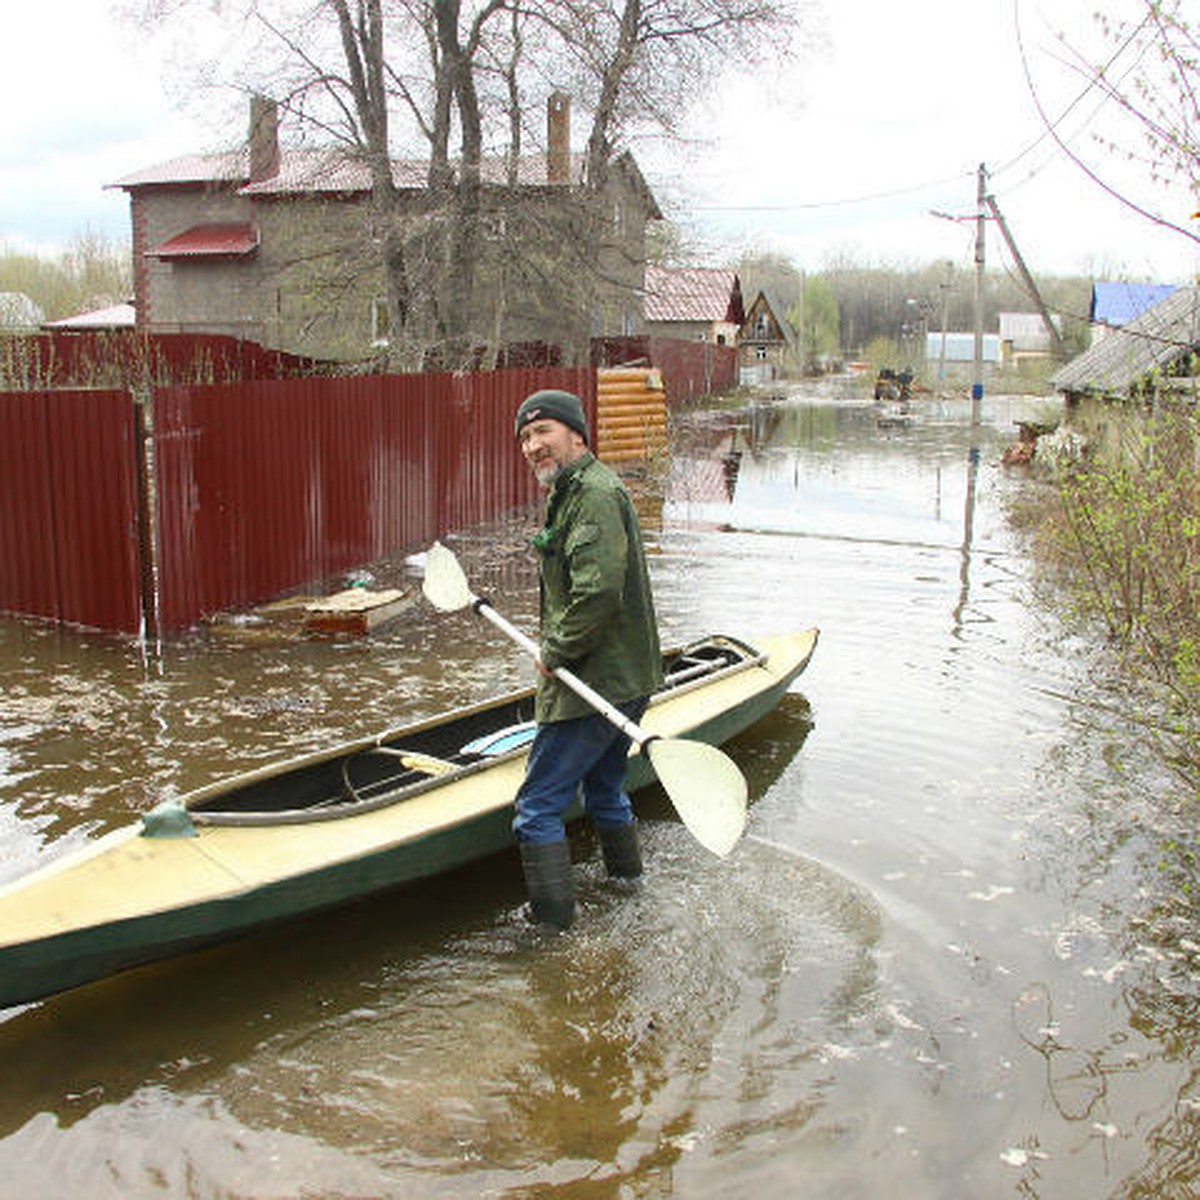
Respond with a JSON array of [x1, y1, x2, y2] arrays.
[[643, 265, 743, 324], [147, 223, 260, 259]]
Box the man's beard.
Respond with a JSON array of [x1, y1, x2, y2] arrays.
[[533, 458, 563, 487]]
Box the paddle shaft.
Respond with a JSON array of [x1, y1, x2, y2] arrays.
[[470, 597, 650, 749], [422, 542, 746, 856]]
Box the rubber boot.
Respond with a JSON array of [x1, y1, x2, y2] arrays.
[[519, 840, 575, 931], [595, 820, 643, 880]]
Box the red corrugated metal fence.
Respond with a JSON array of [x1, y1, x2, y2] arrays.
[[0, 390, 143, 633], [1, 331, 320, 391], [7, 350, 733, 635], [153, 368, 594, 632], [593, 335, 737, 402]]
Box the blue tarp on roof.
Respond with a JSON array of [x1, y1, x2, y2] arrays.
[[1090, 281, 1177, 326], [1055, 285, 1199, 396]]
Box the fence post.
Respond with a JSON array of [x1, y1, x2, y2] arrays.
[[132, 389, 159, 641]]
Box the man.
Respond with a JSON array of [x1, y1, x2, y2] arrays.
[[512, 388, 663, 930]]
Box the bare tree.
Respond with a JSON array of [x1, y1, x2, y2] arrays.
[[328, 0, 415, 356], [1021, 0, 1199, 251], [131, 0, 801, 365]]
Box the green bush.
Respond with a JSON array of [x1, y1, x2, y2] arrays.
[[1024, 410, 1200, 792]]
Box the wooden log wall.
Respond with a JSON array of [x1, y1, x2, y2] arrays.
[[595, 367, 669, 465]]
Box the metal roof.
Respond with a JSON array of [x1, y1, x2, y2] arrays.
[[115, 148, 588, 196], [1054, 285, 1200, 395], [240, 150, 434, 194], [112, 152, 249, 189], [112, 144, 662, 225], [924, 332, 1001, 363], [146, 223, 260, 259], [999, 310, 1059, 350], [1090, 281, 1177, 326], [45, 303, 136, 329], [644, 266, 744, 324]]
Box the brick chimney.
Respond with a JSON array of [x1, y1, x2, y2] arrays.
[[547, 91, 570, 184], [249, 95, 280, 182]]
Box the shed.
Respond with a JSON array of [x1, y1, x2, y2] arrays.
[[924, 332, 1001, 364], [1053, 285, 1199, 399], [998, 311, 1060, 366], [45, 303, 137, 330]]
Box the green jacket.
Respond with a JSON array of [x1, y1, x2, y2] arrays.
[[533, 453, 663, 723]]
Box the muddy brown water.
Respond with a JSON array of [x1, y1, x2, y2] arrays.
[[1, 380, 1197, 1198]]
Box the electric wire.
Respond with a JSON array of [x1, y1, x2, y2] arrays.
[[684, 6, 1174, 223]]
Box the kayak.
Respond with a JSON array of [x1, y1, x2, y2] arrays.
[[0, 630, 817, 1008]]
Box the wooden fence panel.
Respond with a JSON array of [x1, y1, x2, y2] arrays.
[[0, 390, 142, 632]]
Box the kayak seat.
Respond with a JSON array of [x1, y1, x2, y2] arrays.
[[460, 722, 537, 757], [338, 746, 459, 806]]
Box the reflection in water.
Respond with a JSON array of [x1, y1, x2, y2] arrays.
[[953, 444, 983, 636], [1, 381, 1198, 1196]]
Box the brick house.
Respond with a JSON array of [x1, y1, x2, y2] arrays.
[[643, 265, 745, 345], [113, 96, 661, 363]]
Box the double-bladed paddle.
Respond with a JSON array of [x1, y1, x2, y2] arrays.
[[421, 541, 747, 857]]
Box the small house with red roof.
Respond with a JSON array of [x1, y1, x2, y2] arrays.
[[643, 265, 745, 346]]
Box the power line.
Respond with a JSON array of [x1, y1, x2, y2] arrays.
[[685, 169, 974, 215]]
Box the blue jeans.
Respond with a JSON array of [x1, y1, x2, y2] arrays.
[[513, 699, 648, 844]]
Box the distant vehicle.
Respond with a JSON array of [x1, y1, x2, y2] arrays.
[[873, 367, 913, 406]]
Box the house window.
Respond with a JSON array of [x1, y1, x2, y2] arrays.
[[371, 298, 390, 345], [756, 345, 768, 361], [755, 314, 769, 338]]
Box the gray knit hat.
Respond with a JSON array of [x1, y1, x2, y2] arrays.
[[514, 389, 589, 444]]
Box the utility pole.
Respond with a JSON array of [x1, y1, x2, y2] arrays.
[[983, 192, 1065, 357], [972, 162, 987, 422]]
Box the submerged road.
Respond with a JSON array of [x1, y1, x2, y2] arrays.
[[0, 378, 1196, 1197]]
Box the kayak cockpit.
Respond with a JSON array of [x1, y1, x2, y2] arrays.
[[158, 635, 766, 831]]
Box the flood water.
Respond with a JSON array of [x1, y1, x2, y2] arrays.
[[2, 380, 1198, 1198]]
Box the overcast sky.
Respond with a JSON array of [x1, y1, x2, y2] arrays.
[[1, 0, 1195, 283]]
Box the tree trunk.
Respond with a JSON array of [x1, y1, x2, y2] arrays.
[[331, 0, 411, 368]]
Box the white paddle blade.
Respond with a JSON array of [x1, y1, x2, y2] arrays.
[[646, 737, 747, 857], [421, 541, 474, 612]]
